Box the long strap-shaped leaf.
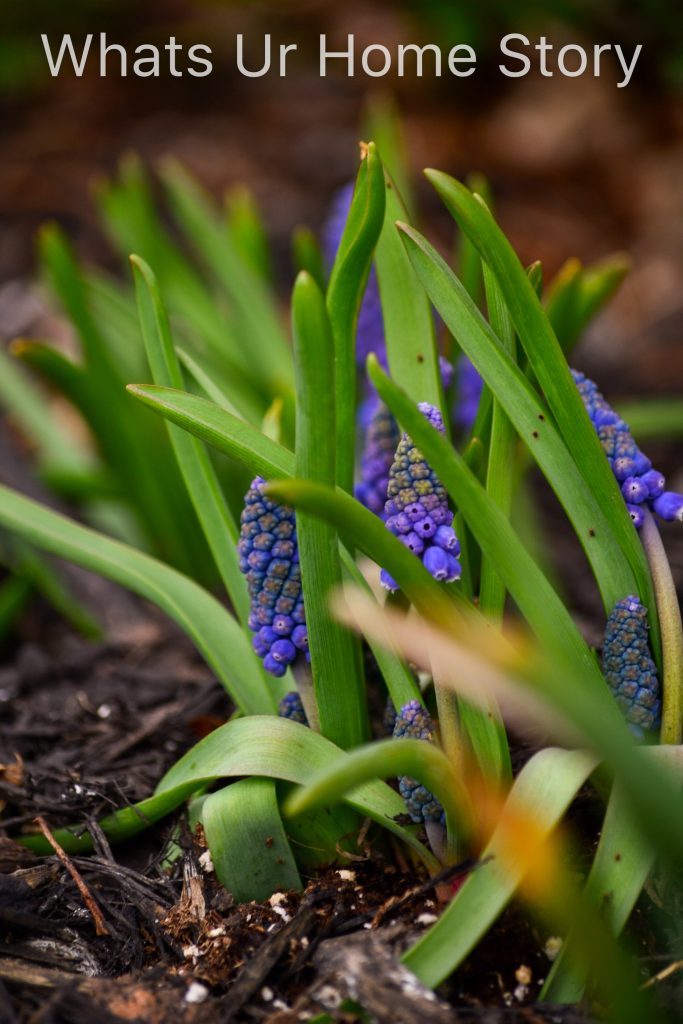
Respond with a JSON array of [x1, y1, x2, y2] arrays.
[[375, 171, 443, 412], [0, 485, 274, 715], [402, 748, 597, 988], [292, 273, 368, 748], [396, 224, 638, 613], [327, 143, 386, 494], [132, 256, 250, 630], [202, 778, 302, 901], [423, 172, 657, 650]]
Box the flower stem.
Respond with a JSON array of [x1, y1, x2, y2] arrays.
[[641, 510, 683, 745], [293, 661, 320, 732]]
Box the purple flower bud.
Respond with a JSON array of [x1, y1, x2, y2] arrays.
[[414, 515, 437, 539], [434, 524, 460, 553], [621, 477, 649, 504], [270, 639, 297, 664], [380, 568, 399, 592], [640, 470, 665, 499], [445, 555, 462, 582], [278, 691, 308, 725], [423, 546, 449, 580], [291, 624, 308, 651], [263, 654, 287, 678], [401, 532, 425, 555], [273, 614, 294, 636], [653, 491, 683, 522], [627, 504, 646, 529]]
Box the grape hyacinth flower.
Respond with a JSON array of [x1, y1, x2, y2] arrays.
[[278, 691, 308, 725], [381, 403, 461, 591], [455, 353, 483, 432], [238, 477, 309, 678], [573, 369, 683, 528], [322, 182, 386, 369], [392, 700, 445, 825], [602, 596, 661, 738], [355, 401, 401, 516]]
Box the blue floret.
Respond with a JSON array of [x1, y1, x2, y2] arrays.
[[355, 401, 401, 516], [238, 477, 309, 677], [573, 369, 683, 528], [392, 700, 445, 824], [602, 595, 661, 738], [381, 403, 461, 590], [278, 691, 309, 725]]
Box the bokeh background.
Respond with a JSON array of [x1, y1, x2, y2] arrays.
[[2, 0, 683, 388]]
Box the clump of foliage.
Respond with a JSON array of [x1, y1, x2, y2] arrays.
[[1, 118, 682, 1023]]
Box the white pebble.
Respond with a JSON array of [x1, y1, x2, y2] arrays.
[[184, 982, 209, 1004], [416, 913, 438, 926], [336, 869, 356, 881]]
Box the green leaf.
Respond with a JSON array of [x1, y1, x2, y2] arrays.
[[292, 273, 367, 748], [326, 143, 386, 493], [375, 174, 443, 411], [176, 347, 243, 417], [0, 346, 93, 480], [396, 223, 640, 614], [160, 159, 293, 395], [127, 385, 295, 481], [462, 263, 514, 784], [202, 778, 302, 901], [340, 549, 422, 710], [225, 185, 273, 284], [292, 225, 327, 292], [0, 484, 274, 716], [131, 255, 251, 632], [19, 716, 438, 871], [285, 737, 470, 856], [402, 748, 597, 987], [423, 171, 657, 649], [366, 358, 611, 686]]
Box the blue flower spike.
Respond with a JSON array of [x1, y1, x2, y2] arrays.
[[238, 477, 309, 678], [573, 369, 683, 528], [355, 401, 401, 516], [392, 700, 445, 825], [381, 403, 461, 590], [602, 595, 661, 738], [455, 353, 483, 431]]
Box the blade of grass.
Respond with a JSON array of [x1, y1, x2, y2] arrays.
[[326, 142, 386, 493], [424, 171, 657, 648], [131, 255, 251, 631], [225, 185, 273, 284], [160, 159, 293, 394], [396, 223, 640, 614], [617, 398, 683, 440], [292, 273, 368, 748], [0, 484, 274, 715]]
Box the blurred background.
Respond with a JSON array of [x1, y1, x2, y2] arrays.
[[1, 0, 683, 394]]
